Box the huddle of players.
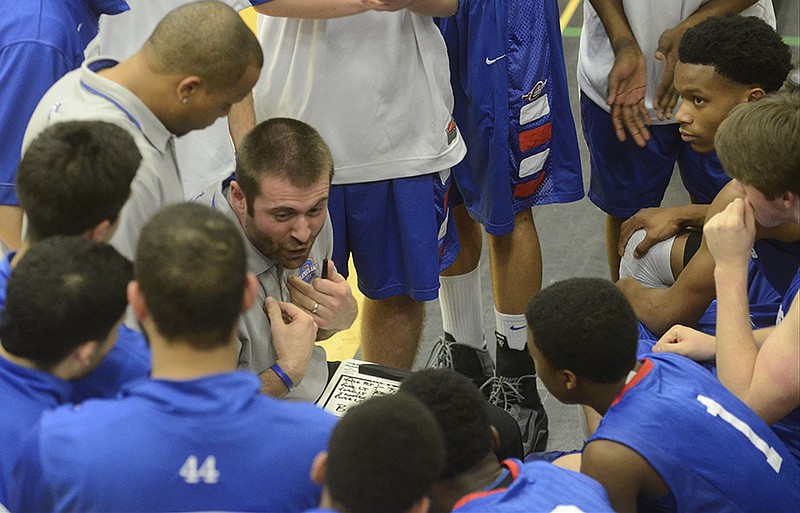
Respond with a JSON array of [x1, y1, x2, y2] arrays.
[[0, 1, 798, 511], [3, 83, 799, 513]]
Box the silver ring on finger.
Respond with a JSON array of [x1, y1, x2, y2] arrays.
[[311, 302, 320, 315]]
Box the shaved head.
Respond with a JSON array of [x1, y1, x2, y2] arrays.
[[143, 1, 263, 90]]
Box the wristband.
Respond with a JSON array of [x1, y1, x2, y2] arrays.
[[270, 363, 295, 391]]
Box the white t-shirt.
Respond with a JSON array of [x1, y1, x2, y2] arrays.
[[252, 10, 466, 185]]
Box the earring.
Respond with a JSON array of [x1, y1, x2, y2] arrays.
[[182, 97, 189, 105]]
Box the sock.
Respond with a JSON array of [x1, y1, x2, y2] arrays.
[[494, 309, 528, 351], [439, 266, 485, 349]]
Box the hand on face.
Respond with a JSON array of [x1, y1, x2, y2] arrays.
[[704, 198, 756, 272]]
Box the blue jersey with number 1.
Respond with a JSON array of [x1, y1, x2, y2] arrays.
[[589, 353, 799, 513]]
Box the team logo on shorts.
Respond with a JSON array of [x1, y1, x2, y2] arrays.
[[297, 259, 318, 284], [521, 79, 548, 102]]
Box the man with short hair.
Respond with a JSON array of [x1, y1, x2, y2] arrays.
[[245, 0, 467, 371], [0, 236, 131, 505], [195, 118, 357, 400], [399, 369, 613, 513], [655, 91, 800, 461], [3, 120, 149, 403], [23, 0, 263, 260], [526, 277, 799, 512], [0, 0, 130, 251], [307, 393, 445, 513], [11, 204, 339, 512]]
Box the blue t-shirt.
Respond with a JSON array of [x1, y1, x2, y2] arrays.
[[0, 0, 129, 206], [453, 459, 613, 512], [11, 372, 338, 512], [0, 356, 71, 505], [589, 353, 800, 513]]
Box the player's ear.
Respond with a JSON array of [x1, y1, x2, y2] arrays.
[[229, 180, 248, 219], [128, 281, 149, 323], [408, 496, 431, 513], [242, 273, 258, 313], [489, 425, 501, 451], [745, 87, 766, 102], [310, 451, 328, 485], [563, 369, 579, 391]]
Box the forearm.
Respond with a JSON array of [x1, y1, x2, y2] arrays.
[[588, 0, 638, 51], [403, 0, 458, 17], [682, 0, 759, 30], [672, 204, 710, 229], [228, 92, 255, 152], [253, 0, 371, 18], [623, 283, 705, 336], [258, 358, 306, 397], [714, 264, 759, 399]]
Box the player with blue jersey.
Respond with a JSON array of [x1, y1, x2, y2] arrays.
[[527, 278, 800, 512], [11, 204, 338, 512], [307, 394, 445, 513], [430, 0, 582, 455], [0, 237, 131, 507], [0, 0, 129, 251], [400, 369, 613, 513], [3, 121, 151, 404], [655, 91, 800, 462]]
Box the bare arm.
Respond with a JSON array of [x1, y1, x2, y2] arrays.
[[588, 0, 650, 147], [653, 0, 759, 119], [618, 204, 709, 258], [259, 297, 318, 397], [228, 92, 255, 152], [582, 440, 669, 513], [744, 297, 800, 424], [253, 0, 456, 19], [708, 199, 800, 423], [618, 182, 799, 336], [253, 0, 373, 18]]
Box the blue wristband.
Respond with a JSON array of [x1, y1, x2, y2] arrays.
[[270, 363, 295, 391]]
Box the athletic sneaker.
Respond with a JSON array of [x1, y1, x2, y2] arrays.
[[482, 335, 549, 455], [426, 332, 494, 388]]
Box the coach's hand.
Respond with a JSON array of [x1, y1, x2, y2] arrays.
[[265, 297, 317, 385], [288, 259, 358, 335]]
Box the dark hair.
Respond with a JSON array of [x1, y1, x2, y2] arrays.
[[326, 394, 445, 513], [679, 14, 791, 93], [144, 1, 263, 91], [17, 121, 140, 242], [399, 369, 493, 479], [526, 278, 638, 383], [716, 91, 800, 198], [0, 237, 132, 369], [235, 118, 334, 216], [135, 203, 246, 349]]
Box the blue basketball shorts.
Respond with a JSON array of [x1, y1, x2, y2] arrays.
[[328, 171, 459, 301], [438, 0, 583, 236], [580, 93, 731, 219]]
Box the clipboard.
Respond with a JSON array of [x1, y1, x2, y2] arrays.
[[316, 359, 412, 417]]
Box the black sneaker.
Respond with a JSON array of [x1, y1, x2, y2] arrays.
[[483, 334, 549, 455], [426, 332, 494, 388]]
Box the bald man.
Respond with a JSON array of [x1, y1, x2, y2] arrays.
[[23, 1, 263, 260]]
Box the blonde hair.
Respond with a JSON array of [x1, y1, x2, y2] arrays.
[[715, 90, 800, 199]]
